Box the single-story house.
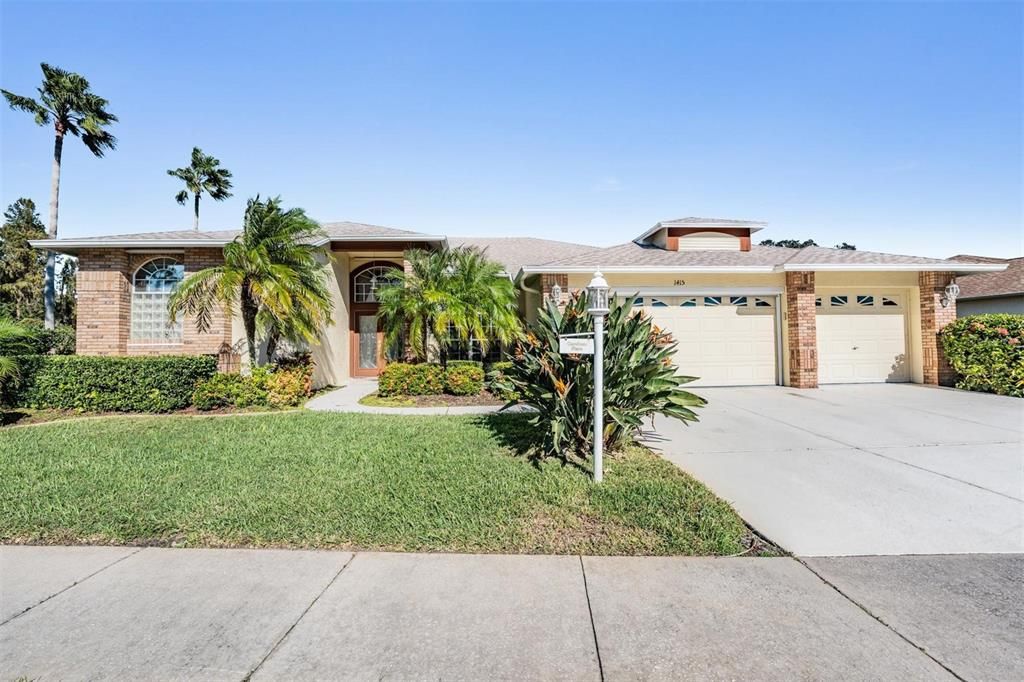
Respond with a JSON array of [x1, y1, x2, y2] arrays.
[[948, 255, 1024, 316], [32, 216, 1007, 389]]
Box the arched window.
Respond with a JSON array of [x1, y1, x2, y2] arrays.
[[353, 264, 400, 303], [131, 257, 185, 342]]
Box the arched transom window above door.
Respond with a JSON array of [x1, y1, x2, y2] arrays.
[[353, 264, 401, 303], [131, 257, 185, 342]]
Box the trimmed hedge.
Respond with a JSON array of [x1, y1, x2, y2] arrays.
[[378, 362, 445, 396], [377, 361, 487, 397], [941, 314, 1023, 397], [192, 361, 314, 410], [4, 355, 217, 412], [444, 363, 484, 395]]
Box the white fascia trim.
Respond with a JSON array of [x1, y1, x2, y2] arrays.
[[617, 286, 783, 297], [781, 263, 1008, 272], [520, 265, 777, 274]]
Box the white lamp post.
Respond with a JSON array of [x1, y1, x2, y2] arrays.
[[587, 271, 609, 483]]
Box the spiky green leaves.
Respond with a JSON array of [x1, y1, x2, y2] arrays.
[[496, 292, 706, 459]]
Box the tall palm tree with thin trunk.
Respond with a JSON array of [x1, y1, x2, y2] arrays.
[[168, 196, 333, 367], [167, 147, 233, 231], [2, 63, 117, 329]]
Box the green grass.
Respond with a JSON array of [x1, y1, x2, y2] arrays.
[[0, 411, 752, 555]]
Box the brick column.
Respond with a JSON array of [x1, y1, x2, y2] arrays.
[[541, 273, 568, 307], [75, 248, 131, 355], [919, 272, 957, 386], [786, 271, 818, 388]]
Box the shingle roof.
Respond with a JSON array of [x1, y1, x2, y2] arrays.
[[533, 243, 796, 269], [449, 236, 598, 274], [66, 229, 241, 242], [658, 216, 768, 227], [320, 221, 438, 239], [952, 257, 1024, 299], [523, 242, 1003, 273]]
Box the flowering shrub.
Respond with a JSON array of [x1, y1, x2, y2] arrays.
[[941, 314, 1023, 397], [444, 362, 485, 395], [378, 362, 445, 396]]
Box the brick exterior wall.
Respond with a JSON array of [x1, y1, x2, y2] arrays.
[[76, 249, 131, 355], [786, 271, 818, 388], [541, 273, 568, 307], [76, 248, 232, 357], [919, 271, 957, 386]]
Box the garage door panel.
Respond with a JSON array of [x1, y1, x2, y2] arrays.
[[642, 297, 778, 387], [816, 296, 909, 384]]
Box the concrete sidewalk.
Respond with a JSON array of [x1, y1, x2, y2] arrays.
[[3, 546, 1019, 680]]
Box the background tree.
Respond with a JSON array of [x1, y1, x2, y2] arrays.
[[376, 247, 521, 367], [167, 147, 234, 231], [168, 196, 332, 366], [0, 199, 46, 320], [55, 257, 78, 326], [759, 238, 856, 250], [2, 63, 117, 329]]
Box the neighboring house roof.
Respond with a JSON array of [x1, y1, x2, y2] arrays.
[[521, 242, 1006, 275], [448, 236, 598, 275], [948, 255, 1024, 300], [28, 222, 445, 253]]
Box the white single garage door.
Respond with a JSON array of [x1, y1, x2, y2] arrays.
[[816, 292, 910, 383], [635, 295, 778, 387]]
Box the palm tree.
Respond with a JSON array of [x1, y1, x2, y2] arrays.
[[377, 247, 521, 366], [168, 196, 332, 367], [167, 147, 233, 231], [0, 317, 34, 388], [2, 63, 117, 329]]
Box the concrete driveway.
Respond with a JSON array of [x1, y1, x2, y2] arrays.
[[648, 384, 1023, 556]]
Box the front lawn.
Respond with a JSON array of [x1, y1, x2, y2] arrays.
[[0, 412, 756, 555]]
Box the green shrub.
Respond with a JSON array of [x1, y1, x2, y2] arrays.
[[495, 292, 706, 459], [192, 358, 314, 410], [486, 361, 519, 401], [6, 355, 217, 412], [941, 314, 1024, 397], [192, 372, 267, 410], [0, 321, 75, 356], [378, 362, 445, 396], [444, 362, 484, 395]]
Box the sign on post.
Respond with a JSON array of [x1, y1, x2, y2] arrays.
[[559, 336, 595, 355]]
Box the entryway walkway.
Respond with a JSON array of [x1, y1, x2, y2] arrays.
[[4, 546, 1019, 680]]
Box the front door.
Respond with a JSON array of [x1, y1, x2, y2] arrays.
[[352, 314, 382, 377]]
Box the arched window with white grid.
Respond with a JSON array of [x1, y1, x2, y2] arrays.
[[131, 257, 185, 342]]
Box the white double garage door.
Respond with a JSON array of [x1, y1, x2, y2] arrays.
[[633, 291, 909, 387]]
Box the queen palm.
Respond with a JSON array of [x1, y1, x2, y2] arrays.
[[377, 247, 521, 366], [168, 196, 333, 366], [167, 147, 233, 231], [2, 63, 117, 329]]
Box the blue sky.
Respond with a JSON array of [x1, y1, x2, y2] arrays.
[[2, 1, 1021, 257]]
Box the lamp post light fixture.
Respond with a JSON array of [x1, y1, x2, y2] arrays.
[[549, 283, 562, 305], [587, 271, 610, 483], [941, 279, 960, 308]]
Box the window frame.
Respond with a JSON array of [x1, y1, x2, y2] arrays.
[[130, 256, 185, 343]]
